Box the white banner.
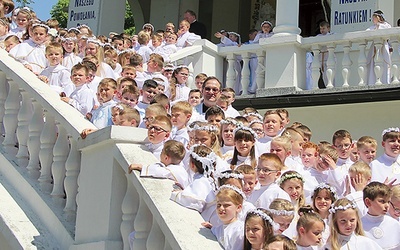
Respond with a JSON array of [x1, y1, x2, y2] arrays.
[[331, 0, 378, 33], [67, 0, 100, 32]]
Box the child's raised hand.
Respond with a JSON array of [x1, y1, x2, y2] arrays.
[[351, 173, 367, 191], [384, 177, 400, 188], [201, 221, 212, 229], [128, 163, 142, 173], [214, 32, 222, 38]]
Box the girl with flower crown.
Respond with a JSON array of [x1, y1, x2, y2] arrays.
[[84, 38, 116, 79], [170, 144, 216, 212], [311, 183, 337, 248], [227, 126, 258, 170], [279, 171, 306, 210], [326, 198, 382, 250], [243, 208, 278, 250], [202, 184, 245, 250], [370, 127, 400, 184], [169, 65, 191, 104], [268, 198, 295, 235], [220, 118, 240, 160], [61, 33, 82, 72]]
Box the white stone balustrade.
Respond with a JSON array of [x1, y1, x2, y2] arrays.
[[16, 89, 32, 167]]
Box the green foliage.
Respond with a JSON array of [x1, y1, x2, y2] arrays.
[[124, 1, 135, 35], [49, 0, 135, 34], [15, 0, 34, 6], [50, 0, 69, 28]]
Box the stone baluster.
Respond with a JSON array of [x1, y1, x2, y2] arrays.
[[64, 136, 80, 221], [51, 123, 69, 206], [325, 44, 336, 88], [373, 39, 383, 85], [16, 89, 32, 167], [241, 53, 251, 95], [390, 39, 400, 84], [146, 219, 165, 250], [121, 178, 139, 250], [255, 51, 265, 91], [226, 54, 236, 89], [3, 78, 20, 153], [357, 41, 367, 86], [39, 112, 57, 193], [132, 195, 152, 250], [311, 45, 321, 89], [0, 71, 7, 134], [341, 42, 352, 87], [26, 100, 44, 179]]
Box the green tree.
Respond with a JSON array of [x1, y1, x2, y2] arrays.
[[50, 0, 69, 28], [49, 0, 135, 34], [15, 0, 34, 7]]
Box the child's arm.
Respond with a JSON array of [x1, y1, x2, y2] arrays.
[[128, 163, 143, 173], [66, 91, 94, 115]]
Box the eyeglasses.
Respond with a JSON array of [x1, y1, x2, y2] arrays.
[[204, 87, 220, 93], [148, 125, 168, 133], [389, 201, 400, 214], [255, 167, 278, 174], [143, 117, 155, 123]]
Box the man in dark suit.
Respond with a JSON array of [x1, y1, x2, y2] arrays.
[[184, 10, 207, 39]]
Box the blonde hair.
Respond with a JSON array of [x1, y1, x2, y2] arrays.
[[216, 187, 244, 206], [296, 207, 324, 235], [194, 122, 222, 157], [45, 42, 63, 54], [235, 164, 256, 175], [118, 103, 140, 126], [146, 103, 168, 117], [137, 30, 150, 45], [330, 198, 364, 250], [151, 115, 172, 132], [282, 127, 303, 142], [269, 198, 295, 219], [171, 101, 192, 115], [348, 161, 372, 179], [162, 140, 186, 164], [98, 78, 117, 90], [356, 136, 377, 149], [319, 143, 338, 162], [392, 186, 400, 201], [258, 153, 284, 171], [271, 135, 292, 152]]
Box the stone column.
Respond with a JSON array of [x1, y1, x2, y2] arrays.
[[273, 0, 301, 35]]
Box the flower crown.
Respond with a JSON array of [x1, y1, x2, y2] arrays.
[[329, 203, 357, 214], [268, 208, 295, 217], [278, 172, 304, 185], [233, 126, 258, 139], [175, 64, 189, 70], [313, 183, 338, 200], [32, 23, 50, 31], [114, 104, 124, 111], [216, 172, 244, 180], [218, 184, 246, 200], [78, 24, 92, 30], [68, 27, 81, 34], [248, 209, 280, 231], [382, 127, 400, 136], [87, 38, 104, 47], [189, 144, 216, 175], [192, 124, 219, 133], [61, 37, 77, 42], [220, 119, 242, 127], [163, 64, 175, 71], [261, 20, 273, 28], [244, 112, 263, 121], [249, 119, 263, 127]]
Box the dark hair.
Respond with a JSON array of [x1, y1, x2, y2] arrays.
[[143, 79, 158, 89], [205, 105, 225, 120]]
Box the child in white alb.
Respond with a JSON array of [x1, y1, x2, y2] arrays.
[[90, 78, 117, 129], [170, 101, 191, 148], [130, 140, 189, 188]]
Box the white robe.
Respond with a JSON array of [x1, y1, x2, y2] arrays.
[[9, 39, 47, 74], [141, 162, 189, 188], [323, 233, 383, 250], [90, 100, 116, 129], [371, 154, 400, 184], [171, 127, 190, 148], [249, 182, 291, 209], [176, 31, 201, 49], [211, 220, 244, 250], [68, 84, 95, 115], [62, 52, 82, 71], [361, 213, 400, 250], [170, 173, 213, 212], [40, 64, 74, 96]]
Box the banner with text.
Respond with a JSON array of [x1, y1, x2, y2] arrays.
[[331, 0, 378, 33], [67, 0, 100, 32]]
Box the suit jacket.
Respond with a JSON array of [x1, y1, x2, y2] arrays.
[[189, 20, 207, 39]]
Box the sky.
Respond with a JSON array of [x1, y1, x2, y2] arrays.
[[27, 0, 59, 20]]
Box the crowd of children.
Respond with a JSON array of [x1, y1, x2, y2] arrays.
[[1, 2, 400, 249]]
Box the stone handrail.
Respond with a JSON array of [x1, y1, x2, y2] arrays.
[[0, 49, 222, 249], [169, 27, 400, 95]]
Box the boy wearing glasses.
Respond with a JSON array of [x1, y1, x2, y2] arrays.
[[145, 115, 172, 160], [248, 153, 290, 208], [389, 186, 400, 221], [332, 129, 354, 166]]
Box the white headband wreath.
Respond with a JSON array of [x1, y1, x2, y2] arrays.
[[329, 203, 356, 214], [278, 172, 304, 185], [87, 38, 104, 47], [249, 119, 263, 127], [313, 183, 338, 200], [233, 126, 258, 139], [243, 112, 263, 121], [32, 23, 50, 31], [216, 172, 244, 180], [218, 184, 246, 200], [189, 144, 216, 176], [248, 209, 280, 231], [220, 119, 242, 127], [192, 124, 219, 133], [268, 208, 295, 217], [382, 127, 400, 136]]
